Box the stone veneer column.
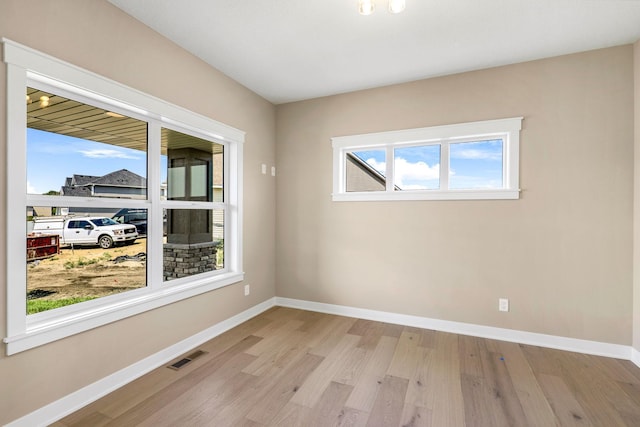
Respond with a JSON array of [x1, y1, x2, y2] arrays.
[[163, 241, 217, 280]]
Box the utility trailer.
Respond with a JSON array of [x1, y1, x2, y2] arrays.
[[26, 234, 60, 261]]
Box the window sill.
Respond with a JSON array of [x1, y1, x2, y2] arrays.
[[332, 189, 521, 202], [3, 271, 244, 355]]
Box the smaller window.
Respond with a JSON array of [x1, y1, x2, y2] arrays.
[[332, 117, 523, 201]]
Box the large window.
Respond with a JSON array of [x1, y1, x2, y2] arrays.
[[332, 117, 523, 201], [25, 86, 149, 316], [4, 40, 244, 355]]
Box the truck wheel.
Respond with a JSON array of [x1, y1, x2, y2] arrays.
[[98, 235, 113, 249]]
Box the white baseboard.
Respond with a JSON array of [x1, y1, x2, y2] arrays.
[[276, 297, 633, 361], [6, 297, 277, 427], [632, 347, 640, 368], [9, 296, 638, 426]]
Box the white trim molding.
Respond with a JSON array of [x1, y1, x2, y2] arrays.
[[632, 347, 640, 368], [276, 297, 634, 361]]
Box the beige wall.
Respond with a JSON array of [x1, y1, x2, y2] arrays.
[[276, 46, 634, 346], [634, 40, 640, 353], [0, 0, 276, 424], [0, 1, 637, 423]]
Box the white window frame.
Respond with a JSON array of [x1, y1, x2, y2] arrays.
[[2, 39, 244, 355], [332, 117, 523, 201]]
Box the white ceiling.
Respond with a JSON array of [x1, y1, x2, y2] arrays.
[[108, 0, 640, 105]]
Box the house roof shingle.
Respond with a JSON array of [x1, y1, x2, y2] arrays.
[[92, 169, 146, 187], [60, 186, 92, 197], [61, 169, 146, 195], [71, 174, 101, 186]]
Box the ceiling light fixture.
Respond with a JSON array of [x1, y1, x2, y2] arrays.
[[39, 95, 50, 108], [388, 0, 406, 14], [359, 0, 405, 15], [359, 0, 375, 15]]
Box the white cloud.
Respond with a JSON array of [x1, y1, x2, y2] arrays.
[[365, 157, 440, 189], [364, 158, 386, 175], [451, 148, 501, 161], [394, 157, 439, 188], [27, 181, 37, 194], [78, 149, 138, 159]]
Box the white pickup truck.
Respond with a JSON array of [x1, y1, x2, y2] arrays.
[[31, 216, 138, 249]]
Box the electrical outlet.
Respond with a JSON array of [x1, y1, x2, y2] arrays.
[[261, 164, 267, 174], [244, 284, 250, 296], [499, 298, 509, 312], [271, 166, 276, 176]]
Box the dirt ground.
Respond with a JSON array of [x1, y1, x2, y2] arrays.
[[27, 238, 147, 301]]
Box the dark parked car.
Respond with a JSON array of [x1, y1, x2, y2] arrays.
[[112, 208, 147, 236]]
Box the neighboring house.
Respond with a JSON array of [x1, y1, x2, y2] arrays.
[[27, 206, 55, 218], [55, 169, 146, 217], [346, 152, 402, 192], [60, 169, 146, 199], [346, 152, 386, 192]]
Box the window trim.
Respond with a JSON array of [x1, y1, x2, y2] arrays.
[[332, 117, 523, 201], [3, 39, 244, 355]]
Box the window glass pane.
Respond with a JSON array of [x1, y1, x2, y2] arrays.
[[163, 208, 224, 281], [161, 128, 224, 202], [167, 163, 186, 198], [449, 139, 503, 189], [26, 87, 147, 198], [346, 149, 386, 192], [27, 207, 146, 314], [190, 163, 208, 197], [393, 145, 440, 190], [111, 208, 149, 236]]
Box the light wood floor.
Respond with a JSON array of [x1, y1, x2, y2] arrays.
[[55, 307, 640, 426]]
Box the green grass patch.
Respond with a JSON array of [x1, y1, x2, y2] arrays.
[[64, 255, 111, 269], [27, 297, 97, 314]]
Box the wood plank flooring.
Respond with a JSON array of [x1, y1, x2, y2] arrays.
[[55, 307, 640, 426]]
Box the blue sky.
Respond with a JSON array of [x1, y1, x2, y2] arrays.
[[449, 139, 503, 189], [353, 139, 503, 190], [27, 129, 167, 194], [28, 128, 503, 194]]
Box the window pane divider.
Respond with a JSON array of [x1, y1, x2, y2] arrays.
[[386, 146, 394, 192], [440, 142, 449, 190], [147, 123, 162, 290], [160, 201, 226, 210], [25, 195, 151, 208]]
